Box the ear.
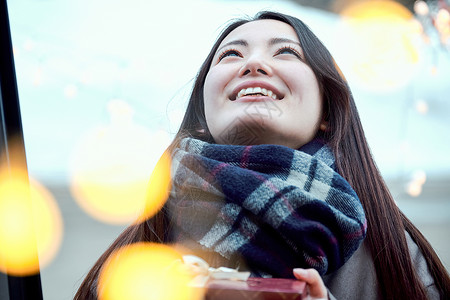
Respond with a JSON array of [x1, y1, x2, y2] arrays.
[[319, 121, 328, 131]]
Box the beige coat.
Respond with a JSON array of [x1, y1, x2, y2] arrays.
[[323, 232, 439, 299]]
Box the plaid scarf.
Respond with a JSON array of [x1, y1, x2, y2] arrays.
[[167, 138, 367, 277]]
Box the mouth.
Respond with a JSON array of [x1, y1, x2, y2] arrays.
[[229, 84, 284, 101]]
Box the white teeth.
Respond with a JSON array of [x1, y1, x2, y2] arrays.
[[236, 87, 278, 100]]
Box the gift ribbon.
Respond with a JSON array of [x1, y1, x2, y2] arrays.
[[182, 255, 251, 287]]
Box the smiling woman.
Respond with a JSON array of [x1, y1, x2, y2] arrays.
[[204, 19, 323, 149], [74, 11, 450, 300]]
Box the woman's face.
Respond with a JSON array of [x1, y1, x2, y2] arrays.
[[203, 19, 324, 149]]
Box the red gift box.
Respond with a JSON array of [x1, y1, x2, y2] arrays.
[[204, 277, 306, 300]]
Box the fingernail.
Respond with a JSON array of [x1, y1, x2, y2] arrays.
[[293, 268, 307, 276]]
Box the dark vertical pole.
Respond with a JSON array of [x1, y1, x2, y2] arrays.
[[0, 0, 44, 299]]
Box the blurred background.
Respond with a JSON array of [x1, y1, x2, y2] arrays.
[[5, 0, 450, 298]]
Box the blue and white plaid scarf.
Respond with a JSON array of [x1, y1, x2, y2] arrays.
[[167, 138, 367, 277]]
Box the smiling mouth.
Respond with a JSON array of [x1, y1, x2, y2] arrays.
[[230, 87, 283, 101]]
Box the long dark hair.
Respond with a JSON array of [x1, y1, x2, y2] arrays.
[[75, 11, 450, 299]]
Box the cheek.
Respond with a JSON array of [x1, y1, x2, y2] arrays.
[[290, 68, 320, 96], [203, 66, 236, 117], [203, 74, 220, 122], [203, 74, 216, 105], [204, 70, 227, 135], [287, 68, 323, 129], [204, 66, 229, 100], [203, 74, 217, 123]]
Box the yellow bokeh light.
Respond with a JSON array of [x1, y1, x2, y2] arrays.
[[338, 0, 420, 91], [136, 151, 171, 224], [29, 178, 63, 270], [70, 147, 171, 225], [69, 100, 172, 224], [98, 242, 202, 300], [436, 9, 450, 35], [341, 0, 412, 21], [0, 169, 63, 276]]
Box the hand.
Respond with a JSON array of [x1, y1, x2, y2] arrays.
[[293, 268, 328, 300]]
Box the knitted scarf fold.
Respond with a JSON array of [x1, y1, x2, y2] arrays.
[[167, 138, 367, 277]]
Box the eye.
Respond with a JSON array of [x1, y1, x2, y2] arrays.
[[275, 46, 302, 59], [218, 49, 242, 62]]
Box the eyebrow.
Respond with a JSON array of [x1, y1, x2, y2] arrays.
[[269, 37, 301, 47], [216, 37, 301, 54], [216, 39, 248, 53]]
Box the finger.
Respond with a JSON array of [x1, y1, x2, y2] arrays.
[[293, 268, 327, 299]]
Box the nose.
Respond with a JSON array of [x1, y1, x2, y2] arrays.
[[239, 53, 272, 77]]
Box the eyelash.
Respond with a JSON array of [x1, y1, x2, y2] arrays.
[[275, 45, 302, 59], [217, 45, 302, 62], [218, 48, 242, 62]]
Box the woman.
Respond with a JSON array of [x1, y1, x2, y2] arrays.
[[75, 11, 450, 299]]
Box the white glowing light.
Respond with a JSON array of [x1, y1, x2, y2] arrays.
[[64, 84, 78, 99], [412, 170, 427, 185], [406, 181, 423, 197], [23, 39, 35, 51], [415, 99, 428, 114], [406, 169, 427, 197], [414, 1, 429, 16], [32, 67, 43, 87]]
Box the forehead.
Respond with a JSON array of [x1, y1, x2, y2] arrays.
[[219, 19, 299, 46]]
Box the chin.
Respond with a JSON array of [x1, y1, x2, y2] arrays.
[[211, 115, 265, 145], [214, 125, 291, 147]]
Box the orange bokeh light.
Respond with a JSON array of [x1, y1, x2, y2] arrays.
[[98, 242, 203, 300]]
